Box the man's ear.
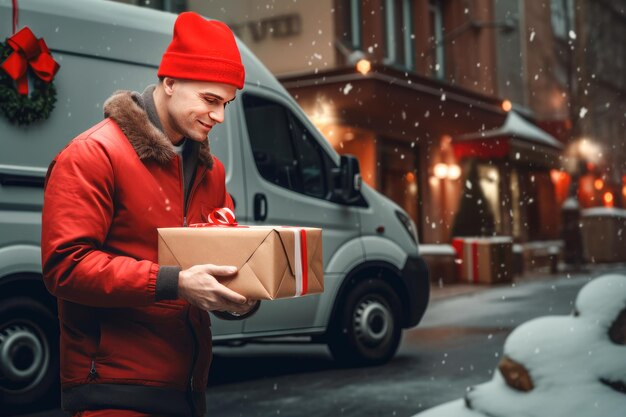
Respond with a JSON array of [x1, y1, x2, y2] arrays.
[[162, 77, 176, 96]]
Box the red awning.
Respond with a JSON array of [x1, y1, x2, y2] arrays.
[[452, 111, 564, 169]]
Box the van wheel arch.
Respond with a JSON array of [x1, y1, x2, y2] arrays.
[[322, 262, 410, 366], [0, 273, 56, 308], [328, 262, 411, 330], [0, 274, 60, 412]]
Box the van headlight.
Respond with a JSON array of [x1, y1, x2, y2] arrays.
[[395, 210, 418, 245]]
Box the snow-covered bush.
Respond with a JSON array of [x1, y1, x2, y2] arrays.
[[415, 274, 626, 417]]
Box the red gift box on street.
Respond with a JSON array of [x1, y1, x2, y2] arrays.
[[452, 237, 513, 284]]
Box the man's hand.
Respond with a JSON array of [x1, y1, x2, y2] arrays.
[[177, 264, 257, 314]]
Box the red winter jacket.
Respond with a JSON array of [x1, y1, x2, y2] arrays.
[[41, 90, 234, 416]]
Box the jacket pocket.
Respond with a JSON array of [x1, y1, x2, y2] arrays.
[[133, 300, 186, 323], [93, 307, 191, 385]]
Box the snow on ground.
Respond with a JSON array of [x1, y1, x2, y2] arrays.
[[413, 274, 626, 417], [415, 399, 483, 417]]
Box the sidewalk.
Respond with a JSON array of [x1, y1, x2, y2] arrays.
[[429, 262, 626, 302]]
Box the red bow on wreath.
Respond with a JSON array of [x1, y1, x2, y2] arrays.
[[0, 26, 60, 96]]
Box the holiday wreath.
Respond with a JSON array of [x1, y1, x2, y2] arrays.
[[0, 27, 60, 126]]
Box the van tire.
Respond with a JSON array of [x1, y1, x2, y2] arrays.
[[0, 297, 60, 413], [328, 279, 402, 366]]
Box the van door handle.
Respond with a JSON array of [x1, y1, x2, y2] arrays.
[[253, 193, 268, 221]]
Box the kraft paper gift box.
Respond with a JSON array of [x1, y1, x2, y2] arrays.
[[452, 237, 513, 284], [157, 225, 323, 300]]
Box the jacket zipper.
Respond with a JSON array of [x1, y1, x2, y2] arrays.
[[178, 157, 187, 227], [186, 167, 209, 224], [185, 306, 199, 416], [88, 359, 99, 381], [183, 167, 207, 416], [180, 157, 209, 227], [178, 156, 207, 415]]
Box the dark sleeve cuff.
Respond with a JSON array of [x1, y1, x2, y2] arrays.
[[211, 300, 261, 321], [155, 266, 181, 301]]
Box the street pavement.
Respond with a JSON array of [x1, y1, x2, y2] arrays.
[[204, 269, 597, 417], [20, 265, 623, 417]]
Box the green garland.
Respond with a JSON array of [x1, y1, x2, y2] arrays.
[[0, 40, 57, 126]]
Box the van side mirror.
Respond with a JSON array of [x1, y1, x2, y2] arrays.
[[332, 155, 362, 203]]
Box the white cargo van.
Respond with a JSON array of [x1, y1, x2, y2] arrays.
[[0, 0, 429, 411]]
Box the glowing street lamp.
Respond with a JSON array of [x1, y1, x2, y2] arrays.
[[356, 59, 371, 75], [434, 163, 449, 179], [433, 163, 461, 180], [594, 179, 605, 190], [448, 164, 461, 180], [432, 162, 461, 240]]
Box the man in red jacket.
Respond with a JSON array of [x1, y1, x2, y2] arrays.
[[41, 12, 258, 417]]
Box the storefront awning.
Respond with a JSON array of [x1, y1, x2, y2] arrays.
[[279, 65, 507, 144], [452, 111, 564, 169]]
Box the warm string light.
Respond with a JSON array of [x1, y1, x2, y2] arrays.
[[433, 163, 461, 180], [356, 59, 371, 75], [594, 178, 605, 190]]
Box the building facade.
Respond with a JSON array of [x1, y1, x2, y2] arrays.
[[115, 0, 626, 246]]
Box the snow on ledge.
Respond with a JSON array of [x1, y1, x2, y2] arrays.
[[419, 244, 457, 256], [582, 207, 626, 218], [562, 197, 580, 210]]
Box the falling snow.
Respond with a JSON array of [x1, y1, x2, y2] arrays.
[[579, 107, 588, 118]]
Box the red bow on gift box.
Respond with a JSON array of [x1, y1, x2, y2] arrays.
[[1, 26, 60, 95], [190, 208, 240, 228]]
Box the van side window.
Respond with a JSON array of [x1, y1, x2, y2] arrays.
[[242, 94, 327, 199]]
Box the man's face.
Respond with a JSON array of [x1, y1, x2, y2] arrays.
[[163, 78, 237, 143]]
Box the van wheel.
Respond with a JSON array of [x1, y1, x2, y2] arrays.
[[328, 279, 402, 366], [0, 297, 59, 413]]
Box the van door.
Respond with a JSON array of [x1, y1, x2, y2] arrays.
[[236, 87, 362, 333]]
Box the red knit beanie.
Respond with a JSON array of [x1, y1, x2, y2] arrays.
[[158, 12, 245, 89]]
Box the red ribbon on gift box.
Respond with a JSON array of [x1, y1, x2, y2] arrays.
[[452, 237, 480, 284], [190, 208, 309, 296], [296, 228, 308, 296], [470, 240, 479, 284], [1, 26, 60, 96], [189, 207, 240, 228]]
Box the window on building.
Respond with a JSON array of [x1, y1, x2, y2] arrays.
[[384, 0, 414, 70], [339, 0, 362, 49], [428, 0, 445, 79], [550, 0, 575, 40], [242, 94, 328, 199]]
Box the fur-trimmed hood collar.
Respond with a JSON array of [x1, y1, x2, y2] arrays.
[[103, 90, 214, 169]]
